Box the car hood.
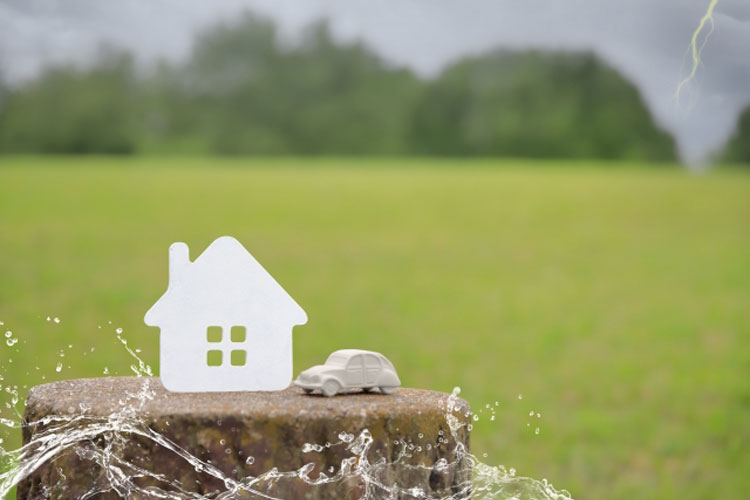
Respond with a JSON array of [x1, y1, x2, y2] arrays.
[[297, 365, 331, 378]]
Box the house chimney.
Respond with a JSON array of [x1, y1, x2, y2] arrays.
[[169, 242, 190, 285]]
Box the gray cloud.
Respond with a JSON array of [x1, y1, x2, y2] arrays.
[[1, 0, 748, 164]]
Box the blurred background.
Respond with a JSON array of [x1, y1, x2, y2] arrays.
[[0, 1, 748, 499]]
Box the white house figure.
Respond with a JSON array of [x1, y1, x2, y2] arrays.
[[144, 236, 307, 392]]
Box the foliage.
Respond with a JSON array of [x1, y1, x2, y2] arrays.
[[0, 13, 677, 161], [721, 105, 750, 164], [1, 158, 748, 500], [410, 51, 676, 160], [0, 52, 138, 154], [150, 15, 423, 155]]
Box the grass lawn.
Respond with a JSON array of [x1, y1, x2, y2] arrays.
[[1, 156, 748, 499]]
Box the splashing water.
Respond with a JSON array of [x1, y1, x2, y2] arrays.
[[0, 323, 573, 499]]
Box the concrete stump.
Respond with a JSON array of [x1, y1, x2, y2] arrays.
[[19, 377, 471, 499]]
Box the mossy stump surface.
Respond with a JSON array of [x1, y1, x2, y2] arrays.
[[19, 377, 471, 499]]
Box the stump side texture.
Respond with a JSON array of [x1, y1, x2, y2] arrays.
[[19, 377, 471, 499]]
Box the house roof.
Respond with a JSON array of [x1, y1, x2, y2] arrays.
[[144, 236, 307, 328]]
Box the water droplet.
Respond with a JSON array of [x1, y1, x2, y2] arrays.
[[472, 414, 479, 421], [220, 439, 226, 446], [6, 338, 17, 346], [53, 317, 60, 324], [535, 427, 540, 435], [245, 456, 255, 465], [116, 328, 123, 334], [536, 412, 541, 418], [418, 433, 424, 439], [225, 448, 231, 455], [55, 362, 62, 373], [103, 367, 109, 375], [46, 317, 51, 322], [4, 331, 11, 338], [490, 415, 495, 421], [517, 394, 523, 400], [529, 410, 535, 416]]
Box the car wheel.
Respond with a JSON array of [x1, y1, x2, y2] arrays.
[[364, 387, 377, 393], [379, 386, 396, 395], [321, 380, 340, 397]]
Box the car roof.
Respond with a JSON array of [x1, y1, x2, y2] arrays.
[[329, 349, 386, 359]]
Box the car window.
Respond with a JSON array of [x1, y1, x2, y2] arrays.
[[346, 355, 363, 370], [325, 353, 348, 366], [365, 355, 381, 368]]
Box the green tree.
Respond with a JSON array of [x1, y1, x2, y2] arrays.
[[410, 50, 676, 161], [0, 52, 137, 154], [164, 15, 422, 155], [721, 106, 750, 164]]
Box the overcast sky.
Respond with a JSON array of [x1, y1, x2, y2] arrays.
[[1, 0, 748, 164]]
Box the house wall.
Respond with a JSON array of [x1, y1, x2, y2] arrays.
[[159, 323, 294, 392]]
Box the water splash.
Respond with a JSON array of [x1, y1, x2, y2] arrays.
[[0, 323, 573, 499]]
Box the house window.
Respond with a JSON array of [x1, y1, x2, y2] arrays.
[[231, 350, 246, 366], [231, 326, 246, 342], [207, 326, 222, 343], [206, 326, 247, 367], [207, 350, 222, 366]]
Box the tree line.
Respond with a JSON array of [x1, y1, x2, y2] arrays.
[[721, 107, 750, 164], [2, 12, 743, 162]]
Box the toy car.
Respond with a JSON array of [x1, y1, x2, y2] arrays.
[[294, 349, 401, 397]]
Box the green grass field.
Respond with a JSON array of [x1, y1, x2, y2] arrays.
[[1, 157, 749, 499]]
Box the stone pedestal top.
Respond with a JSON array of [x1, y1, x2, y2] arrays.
[[25, 376, 466, 419]]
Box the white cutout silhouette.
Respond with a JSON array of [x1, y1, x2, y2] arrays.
[[295, 349, 401, 397], [144, 236, 307, 392]]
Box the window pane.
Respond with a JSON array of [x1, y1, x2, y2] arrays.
[[207, 350, 222, 366], [231, 326, 246, 342], [347, 356, 363, 370], [207, 326, 222, 343], [365, 356, 381, 368], [231, 350, 246, 366], [326, 353, 347, 366]]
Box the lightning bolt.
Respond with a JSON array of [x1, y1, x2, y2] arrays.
[[675, 0, 719, 104]]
